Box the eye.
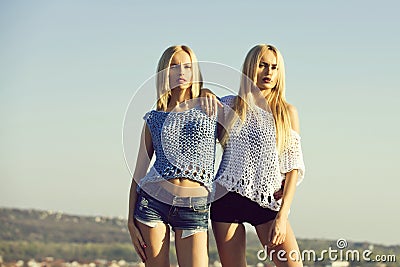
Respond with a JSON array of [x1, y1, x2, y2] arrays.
[[184, 64, 192, 69], [271, 65, 277, 70], [170, 64, 178, 69]]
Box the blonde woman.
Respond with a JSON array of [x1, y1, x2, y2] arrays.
[[210, 44, 305, 267], [127, 45, 218, 267]]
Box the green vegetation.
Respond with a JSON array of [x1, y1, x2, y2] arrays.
[[0, 241, 138, 262], [0, 208, 399, 266], [0, 208, 129, 243]]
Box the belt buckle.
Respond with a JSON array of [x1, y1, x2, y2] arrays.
[[193, 197, 207, 206], [172, 196, 191, 207]]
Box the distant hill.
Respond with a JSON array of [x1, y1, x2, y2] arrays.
[[0, 207, 399, 266], [0, 208, 129, 243]]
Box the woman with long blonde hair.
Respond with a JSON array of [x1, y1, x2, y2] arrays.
[[127, 45, 218, 267], [211, 44, 305, 267]]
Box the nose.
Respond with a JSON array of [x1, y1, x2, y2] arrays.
[[178, 64, 185, 75], [264, 66, 272, 75]]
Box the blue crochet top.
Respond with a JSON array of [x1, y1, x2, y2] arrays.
[[138, 107, 218, 191]]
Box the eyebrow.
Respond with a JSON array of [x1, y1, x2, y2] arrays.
[[260, 62, 277, 66], [170, 62, 192, 66]]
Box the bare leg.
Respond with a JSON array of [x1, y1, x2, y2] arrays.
[[211, 221, 247, 267], [174, 230, 208, 267], [256, 220, 303, 267], [135, 220, 170, 267]]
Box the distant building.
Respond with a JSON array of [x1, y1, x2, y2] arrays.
[[331, 261, 350, 267]]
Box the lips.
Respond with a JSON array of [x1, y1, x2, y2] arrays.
[[262, 77, 271, 83], [178, 78, 187, 83]]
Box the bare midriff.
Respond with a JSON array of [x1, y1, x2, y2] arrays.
[[160, 178, 208, 197]]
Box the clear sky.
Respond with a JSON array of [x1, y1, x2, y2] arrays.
[[1, 0, 399, 246]]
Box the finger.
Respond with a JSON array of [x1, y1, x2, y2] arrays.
[[268, 228, 277, 247], [209, 95, 216, 116], [200, 98, 205, 109], [201, 98, 208, 114], [135, 231, 147, 249], [273, 189, 283, 199], [276, 235, 282, 246], [268, 224, 274, 243], [213, 96, 218, 116], [271, 230, 279, 246], [206, 95, 211, 116], [202, 96, 207, 115], [134, 244, 146, 262], [278, 237, 284, 246]]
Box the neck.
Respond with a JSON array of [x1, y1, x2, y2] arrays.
[[260, 88, 272, 99], [168, 88, 192, 108], [251, 88, 272, 112]]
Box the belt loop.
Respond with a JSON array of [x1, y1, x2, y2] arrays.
[[172, 195, 176, 206], [154, 185, 163, 198]]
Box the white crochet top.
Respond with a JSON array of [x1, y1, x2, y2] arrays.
[[215, 95, 305, 210]]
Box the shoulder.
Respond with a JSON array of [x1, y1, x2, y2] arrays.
[[143, 110, 165, 126], [220, 95, 236, 106], [286, 103, 300, 133], [286, 103, 298, 118], [143, 110, 154, 121]]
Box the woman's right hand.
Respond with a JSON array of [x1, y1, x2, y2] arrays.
[[200, 88, 223, 117], [127, 219, 147, 262], [273, 179, 285, 200]]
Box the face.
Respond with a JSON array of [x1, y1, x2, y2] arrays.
[[256, 49, 278, 91], [168, 50, 193, 90]]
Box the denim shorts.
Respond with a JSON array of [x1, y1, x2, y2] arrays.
[[134, 188, 210, 238]]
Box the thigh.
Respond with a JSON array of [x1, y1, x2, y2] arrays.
[[174, 230, 208, 267], [136, 220, 170, 267], [211, 221, 247, 267], [256, 220, 303, 267]]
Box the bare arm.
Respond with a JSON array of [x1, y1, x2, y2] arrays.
[[269, 104, 300, 246], [127, 123, 154, 261], [277, 104, 300, 219]]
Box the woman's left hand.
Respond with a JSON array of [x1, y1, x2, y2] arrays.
[[268, 216, 287, 248]]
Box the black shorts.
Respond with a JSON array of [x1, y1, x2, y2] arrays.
[[210, 191, 278, 226]]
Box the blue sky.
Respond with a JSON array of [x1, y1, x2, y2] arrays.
[[1, 1, 399, 245]]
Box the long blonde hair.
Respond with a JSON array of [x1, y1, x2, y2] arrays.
[[156, 45, 202, 111], [223, 44, 291, 153]]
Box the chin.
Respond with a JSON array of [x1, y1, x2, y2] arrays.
[[179, 85, 191, 90], [172, 85, 191, 91], [258, 86, 272, 91]]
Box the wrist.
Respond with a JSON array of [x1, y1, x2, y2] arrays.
[[276, 210, 289, 220]]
